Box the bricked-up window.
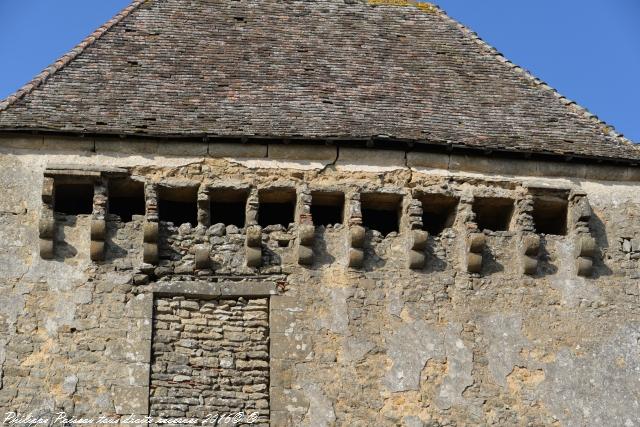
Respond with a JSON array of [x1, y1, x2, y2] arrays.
[[210, 188, 248, 228], [532, 195, 568, 235], [258, 188, 296, 228], [150, 296, 269, 422], [311, 191, 344, 226], [54, 182, 94, 215], [473, 197, 514, 232], [420, 193, 458, 235], [361, 193, 402, 236], [159, 186, 198, 227], [108, 179, 145, 222]]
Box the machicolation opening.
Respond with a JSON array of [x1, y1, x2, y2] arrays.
[[311, 191, 344, 227], [159, 186, 198, 227], [532, 195, 568, 235], [473, 197, 514, 232], [54, 182, 94, 215], [361, 193, 402, 236], [258, 188, 296, 228], [419, 193, 458, 235], [108, 179, 145, 222], [210, 188, 248, 228]]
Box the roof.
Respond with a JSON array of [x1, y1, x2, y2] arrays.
[[1, 0, 638, 162]]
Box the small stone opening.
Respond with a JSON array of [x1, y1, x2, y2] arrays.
[[532, 196, 568, 235], [210, 188, 248, 227], [420, 193, 458, 235], [311, 191, 344, 226], [258, 189, 296, 228], [473, 197, 514, 232], [108, 179, 145, 222], [159, 186, 198, 227], [54, 182, 94, 215], [361, 193, 402, 236]]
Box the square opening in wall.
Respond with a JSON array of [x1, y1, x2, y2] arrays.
[[473, 197, 514, 232], [420, 193, 458, 235], [532, 196, 568, 235], [108, 179, 145, 222], [311, 191, 344, 227], [258, 188, 296, 228], [361, 193, 402, 236], [54, 182, 94, 215], [210, 188, 248, 227], [159, 186, 198, 227]]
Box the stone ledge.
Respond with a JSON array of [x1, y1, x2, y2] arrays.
[[268, 144, 337, 161], [151, 280, 277, 297]]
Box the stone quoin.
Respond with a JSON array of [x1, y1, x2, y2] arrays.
[[0, 0, 639, 425]]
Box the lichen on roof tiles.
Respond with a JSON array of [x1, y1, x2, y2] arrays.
[[0, 0, 638, 161]]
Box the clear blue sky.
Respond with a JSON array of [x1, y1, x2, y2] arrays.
[[0, 0, 638, 142]]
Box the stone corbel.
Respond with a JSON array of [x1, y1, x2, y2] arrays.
[[347, 193, 364, 268], [298, 224, 315, 265], [570, 190, 595, 277], [195, 245, 211, 270], [143, 221, 159, 264], [245, 225, 262, 267], [39, 177, 55, 259], [466, 233, 485, 273], [408, 229, 429, 269], [90, 178, 107, 261], [521, 234, 540, 275], [349, 225, 365, 268]]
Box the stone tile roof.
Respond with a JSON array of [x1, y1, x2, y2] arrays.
[[1, 0, 638, 161]]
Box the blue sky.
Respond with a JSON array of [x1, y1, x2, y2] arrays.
[[0, 0, 638, 142]]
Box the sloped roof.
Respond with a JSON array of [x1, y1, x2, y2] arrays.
[[0, 0, 638, 161]]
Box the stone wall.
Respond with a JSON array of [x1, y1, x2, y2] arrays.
[[0, 138, 638, 426], [150, 296, 269, 424]]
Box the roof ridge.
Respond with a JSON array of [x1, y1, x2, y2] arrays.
[[431, 4, 637, 147], [0, 0, 147, 112]]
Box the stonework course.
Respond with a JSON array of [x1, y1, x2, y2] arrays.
[[0, 0, 639, 426], [150, 296, 269, 424]]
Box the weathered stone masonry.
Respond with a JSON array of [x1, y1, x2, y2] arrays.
[[150, 296, 269, 423], [0, 0, 639, 425]]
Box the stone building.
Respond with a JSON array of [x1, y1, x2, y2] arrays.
[[0, 0, 639, 425]]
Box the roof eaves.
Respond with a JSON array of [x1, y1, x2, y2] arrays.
[[0, 0, 146, 112], [432, 4, 637, 147]]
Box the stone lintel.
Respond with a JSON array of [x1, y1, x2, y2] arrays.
[[151, 280, 277, 298]]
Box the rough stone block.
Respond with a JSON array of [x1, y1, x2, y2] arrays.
[[523, 234, 540, 256], [38, 218, 55, 239], [408, 250, 426, 270], [350, 225, 366, 248], [467, 252, 483, 273], [523, 255, 538, 275], [39, 239, 54, 259], [143, 243, 158, 264], [578, 236, 597, 258], [298, 245, 313, 265], [90, 219, 106, 241], [577, 256, 593, 277], [412, 229, 429, 250], [42, 177, 54, 203], [246, 245, 262, 267], [468, 233, 485, 253], [349, 248, 364, 268], [143, 221, 158, 243], [299, 224, 315, 246], [246, 225, 262, 247], [194, 246, 210, 270], [90, 240, 105, 261]]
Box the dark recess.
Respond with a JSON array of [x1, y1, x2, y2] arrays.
[[311, 192, 344, 226], [109, 179, 145, 222], [259, 189, 296, 228], [210, 189, 248, 227], [361, 193, 402, 236], [532, 196, 568, 235], [473, 197, 514, 232], [159, 186, 198, 227], [420, 194, 458, 235], [54, 183, 94, 215]]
